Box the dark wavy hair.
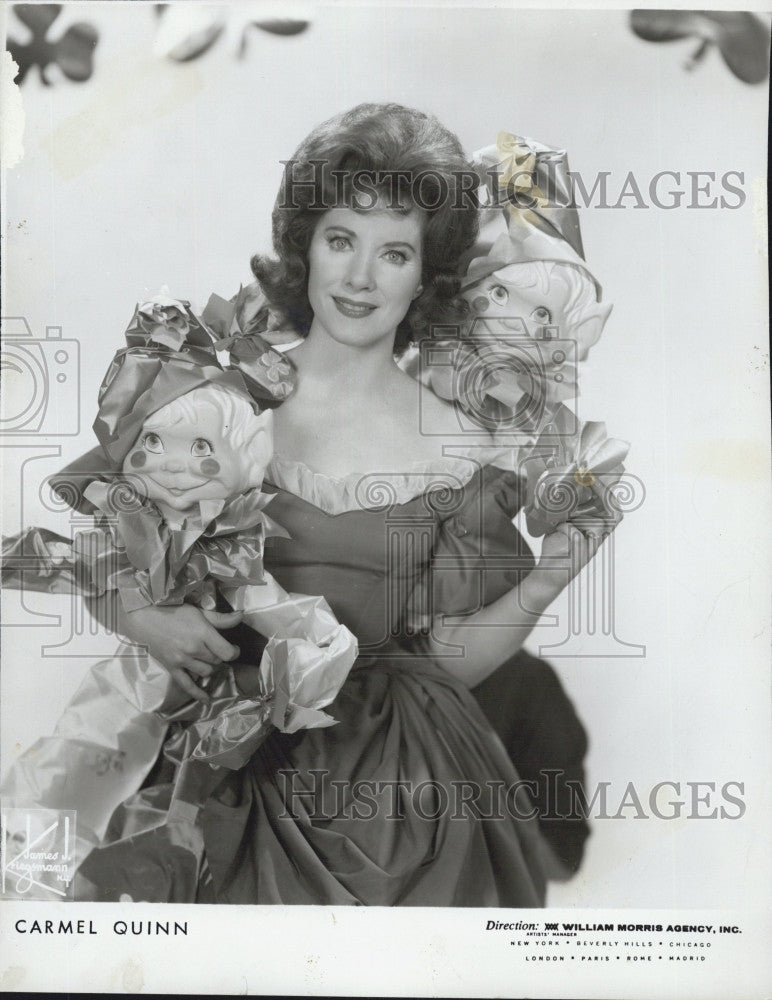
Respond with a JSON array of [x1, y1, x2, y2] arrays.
[[251, 103, 479, 354]]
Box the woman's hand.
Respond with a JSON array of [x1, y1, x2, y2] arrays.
[[118, 603, 243, 703], [426, 511, 622, 688], [427, 513, 622, 688], [535, 512, 622, 596]]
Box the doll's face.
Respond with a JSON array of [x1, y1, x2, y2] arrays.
[[123, 406, 253, 512], [461, 266, 569, 342]]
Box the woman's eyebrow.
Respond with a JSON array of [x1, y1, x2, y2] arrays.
[[382, 240, 417, 252], [323, 225, 356, 236]]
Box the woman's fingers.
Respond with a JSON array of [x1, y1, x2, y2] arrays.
[[184, 657, 216, 678], [201, 609, 243, 629], [170, 667, 210, 704], [539, 511, 623, 583], [198, 608, 242, 662], [202, 631, 241, 664], [562, 521, 603, 567]]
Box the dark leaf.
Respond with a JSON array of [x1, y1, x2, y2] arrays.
[[6, 38, 35, 84], [710, 12, 770, 85], [165, 24, 224, 62], [12, 4, 61, 35], [252, 19, 309, 37], [630, 10, 770, 84], [8, 4, 62, 85], [7, 3, 99, 86], [56, 23, 99, 82], [630, 10, 711, 43]]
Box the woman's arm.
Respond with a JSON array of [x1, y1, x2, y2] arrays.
[[425, 515, 619, 687]]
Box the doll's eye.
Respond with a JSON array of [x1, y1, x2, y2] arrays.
[[191, 438, 213, 458], [142, 433, 164, 454], [489, 285, 509, 306], [532, 306, 552, 323]]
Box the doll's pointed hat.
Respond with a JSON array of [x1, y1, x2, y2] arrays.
[[50, 286, 299, 514], [460, 132, 603, 299], [93, 291, 255, 471]]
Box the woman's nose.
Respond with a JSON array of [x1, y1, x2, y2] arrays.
[[344, 251, 375, 291]]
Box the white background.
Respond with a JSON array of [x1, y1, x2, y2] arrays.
[[1, 0, 770, 940]]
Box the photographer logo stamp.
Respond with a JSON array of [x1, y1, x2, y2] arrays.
[[1, 807, 77, 899]]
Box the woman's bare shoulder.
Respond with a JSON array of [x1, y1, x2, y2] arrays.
[[391, 367, 496, 452]]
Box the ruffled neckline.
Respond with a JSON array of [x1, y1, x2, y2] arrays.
[[265, 447, 516, 516]]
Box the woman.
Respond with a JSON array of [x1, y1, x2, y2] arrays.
[[97, 104, 615, 904]]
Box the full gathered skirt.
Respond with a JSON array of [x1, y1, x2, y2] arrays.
[[200, 655, 548, 906]]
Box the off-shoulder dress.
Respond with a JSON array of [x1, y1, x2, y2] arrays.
[[186, 452, 587, 905]]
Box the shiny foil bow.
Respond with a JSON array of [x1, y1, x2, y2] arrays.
[[94, 300, 254, 471], [82, 481, 287, 611], [461, 132, 602, 300], [126, 286, 213, 352], [496, 131, 550, 209], [1, 526, 96, 595], [0, 645, 175, 878], [162, 618, 356, 773], [202, 283, 301, 404], [0, 590, 357, 899], [1, 485, 289, 613], [73, 609, 356, 901], [521, 404, 630, 536]]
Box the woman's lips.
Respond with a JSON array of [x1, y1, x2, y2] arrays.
[[333, 296, 377, 318]]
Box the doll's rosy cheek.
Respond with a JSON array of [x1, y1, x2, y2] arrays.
[[199, 458, 220, 477], [472, 295, 489, 313], [128, 450, 146, 468]]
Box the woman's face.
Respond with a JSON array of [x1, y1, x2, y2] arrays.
[[306, 206, 424, 350]]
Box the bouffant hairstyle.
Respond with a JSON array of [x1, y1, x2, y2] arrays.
[[251, 103, 479, 354]]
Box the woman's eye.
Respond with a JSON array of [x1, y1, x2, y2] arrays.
[[489, 285, 509, 306], [328, 235, 351, 251], [383, 249, 407, 265], [142, 433, 164, 454], [532, 306, 552, 323], [191, 438, 213, 458]]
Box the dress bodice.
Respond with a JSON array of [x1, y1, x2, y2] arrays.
[[261, 454, 536, 652]]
